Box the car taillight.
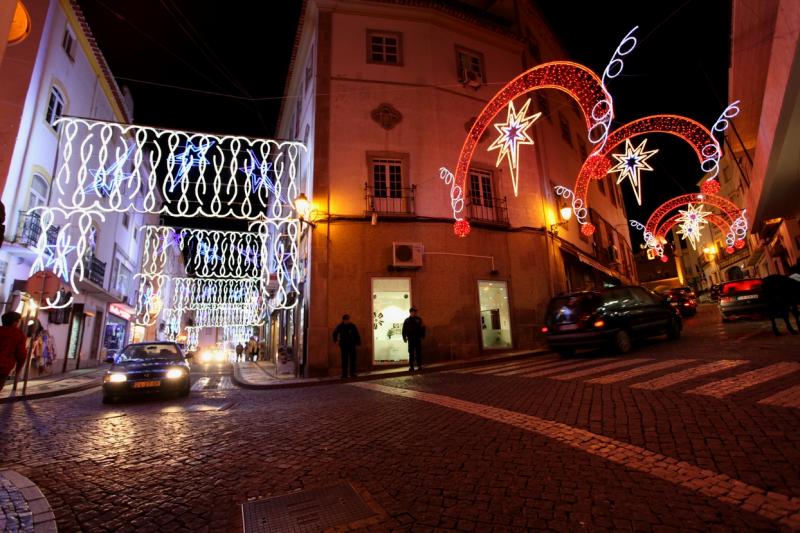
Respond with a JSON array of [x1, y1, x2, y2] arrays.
[[720, 297, 733, 304], [593, 320, 605, 328], [541, 326, 548, 333]]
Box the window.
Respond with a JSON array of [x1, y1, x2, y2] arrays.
[[371, 158, 403, 198], [456, 46, 485, 85], [61, 27, 76, 60], [608, 177, 617, 207], [469, 169, 494, 208], [536, 93, 551, 122], [114, 261, 132, 299], [367, 30, 402, 65], [28, 174, 49, 209], [122, 212, 129, 228], [45, 86, 65, 130], [558, 112, 572, 146]]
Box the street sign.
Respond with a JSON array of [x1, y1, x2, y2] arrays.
[[25, 271, 60, 302]]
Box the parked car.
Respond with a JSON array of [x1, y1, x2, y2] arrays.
[[663, 287, 698, 316], [710, 284, 722, 301], [542, 286, 682, 357], [102, 342, 192, 404], [719, 278, 767, 321]]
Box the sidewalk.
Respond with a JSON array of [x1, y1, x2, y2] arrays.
[[0, 368, 104, 404], [232, 349, 549, 389], [0, 469, 57, 532]]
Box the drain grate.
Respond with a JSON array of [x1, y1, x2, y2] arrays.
[[241, 482, 375, 533]]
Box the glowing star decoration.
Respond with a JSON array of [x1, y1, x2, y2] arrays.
[[36, 243, 76, 282], [487, 99, 541, 196], [166, 140, 214, 193], [607, 138, 659, 205], [241, 150, 278, 194], [84, 142, 136, 197], [675, 203, 711, 250]]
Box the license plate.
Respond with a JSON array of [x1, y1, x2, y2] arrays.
[[559, 324, 579, 331], [737, 294, 758, 301], [133, 380, 161, 388]]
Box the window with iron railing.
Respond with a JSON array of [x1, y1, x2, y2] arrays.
[[365, 184, 415, 215], [16, 211, 59, 247], [84, 254, 106, 287], [466, 170, 508, 225], [366, 155, 414, 215]]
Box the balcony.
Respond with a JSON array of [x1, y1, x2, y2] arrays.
[[464, 196, 509, 226], [83, 254, 106, 287], [16, 211, 59, 247], [365, 184, 415, 215]]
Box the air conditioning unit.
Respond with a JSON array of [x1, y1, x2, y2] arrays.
[[461, 68, 483, 89], [393, 242, 424, 268]]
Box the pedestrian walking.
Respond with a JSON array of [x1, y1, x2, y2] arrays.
[[402, 307, 426, 371], [247, 337, 258, 362], [0, 312, 27, 392], [333, 314, 361, 378], [235, 342, 244, 362]]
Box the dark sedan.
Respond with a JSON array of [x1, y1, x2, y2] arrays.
[[542, 286, 682, 357], [102, 342, 192, 404], [664, 287, 698, 317], [719, 278, 767, 321]]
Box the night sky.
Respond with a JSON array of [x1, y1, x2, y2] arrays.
[[78, 0, 730, 241]]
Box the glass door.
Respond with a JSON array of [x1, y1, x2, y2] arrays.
[[372, 278, 411, 364], [478, 281, 512, 349]]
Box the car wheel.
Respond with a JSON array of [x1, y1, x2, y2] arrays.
[[666, 318, 681, 340], [613, 330, 632, 354], [180, 380, 191, 397], [557, 349, 575, 358]]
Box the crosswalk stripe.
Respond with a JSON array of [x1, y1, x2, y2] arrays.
[[480, 357, 563, 376], [758, 384, 800, 408], [518, 358, 619, 378], [630, 360, 748, 391], [551, 358, 650, 381], [494, 359, 576, 376], [455, 356, 558, 374], [586, 359, 696, 385], [686, 362, 800, 399], [191, 377, 210, 391]]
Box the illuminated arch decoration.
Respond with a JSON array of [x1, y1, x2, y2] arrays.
[[642, 193, 747, 256], [655, 212, 732, 247]]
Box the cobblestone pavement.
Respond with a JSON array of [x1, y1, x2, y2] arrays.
[[1, 305, 799, 531]]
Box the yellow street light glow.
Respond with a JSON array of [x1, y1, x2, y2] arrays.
[[294, 193, 311, 219], [560, 207, 573, 221]]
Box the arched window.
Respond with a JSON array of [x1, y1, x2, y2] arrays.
[[28, 174, 49, 209], [45, 86, 65, 129]]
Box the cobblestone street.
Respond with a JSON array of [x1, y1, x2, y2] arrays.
[[2, 305, 800, 531]]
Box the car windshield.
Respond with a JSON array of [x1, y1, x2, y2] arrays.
[[118, 344, 182, 361]]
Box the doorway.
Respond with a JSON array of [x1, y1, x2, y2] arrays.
[[371, 278, 410, 364]]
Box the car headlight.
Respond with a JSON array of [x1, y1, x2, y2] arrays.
[[200, 351, 212, 363], [106, 372, 127, 383], [165, 368, 186, 379], [215, 351, 226, 362]]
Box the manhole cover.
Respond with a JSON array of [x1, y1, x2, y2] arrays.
[[241, 482, 375, 533]]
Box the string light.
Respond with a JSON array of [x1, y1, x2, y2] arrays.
[[674, 203, 711, 250], [607, 138, 658, 206]]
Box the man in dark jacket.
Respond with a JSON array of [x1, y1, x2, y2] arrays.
[[402, 307, 425, 371], [333, 314, 361, 378], [0, 312, 27, 392]]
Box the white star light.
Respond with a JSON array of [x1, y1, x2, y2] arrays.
[[675, 203, 711, 250], [33, 244, 76, 282], [607, 138, 659, 205], [487, 98, 541, 196]]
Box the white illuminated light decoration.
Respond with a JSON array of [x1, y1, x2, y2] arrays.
[[701, 100, 741, 183], [675, 203, 711, 250], [553, 186, 588, 226], [727, 211, 748, 249], [488, 98, 541, 196], [439, 167, 464, 222], [84, 142, 135, 197], [607, 138, 659, 206], [629, 220, 664, 257]]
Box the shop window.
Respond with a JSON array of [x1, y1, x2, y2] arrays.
[[372, 278, 410, 364], [456, 46, 485, 85], [478, 281, 512, 349], [367, 30, 402, 65], [45, 86, 65, 130]]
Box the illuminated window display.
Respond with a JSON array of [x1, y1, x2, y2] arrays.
[[478, 281, 512, 349], [372, 278, 410, 364]]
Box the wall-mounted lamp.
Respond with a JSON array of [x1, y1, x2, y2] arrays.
[[550, 206, 573, 234], [294, 193, 311, 219]]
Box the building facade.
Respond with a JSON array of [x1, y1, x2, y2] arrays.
[[275, 0, 637, 377], [0, 0, 150, 375]]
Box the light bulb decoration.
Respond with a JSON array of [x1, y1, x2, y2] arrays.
[[166, 139, 214, 193], [553, 186, 587, 227], [439, 167, 465, 226], [674, 203, 711, 250], [241, 149, 278, 194], [487, 98, 541, 196], [629, 220, 663, 258], [606, 138, 659, 206], [655, 212, 732, 251], [84, 142, 136, 197], [701, 100, 741, 185]]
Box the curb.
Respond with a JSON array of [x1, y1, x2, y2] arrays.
[[231, 349, 551, 390], [0, 378, 101, 404], [0, 469, 57, 532]]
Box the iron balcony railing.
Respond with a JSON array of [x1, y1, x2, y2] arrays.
[[464, 196, 509, 225], [84, 253, 106, 287], [16, 211, 59, 247], [365, 184, 415, 215]]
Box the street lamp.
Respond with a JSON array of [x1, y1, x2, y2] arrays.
[[294, 193, 311, 220], [550, 206, 572, 234], [560, 206, 573, 221]]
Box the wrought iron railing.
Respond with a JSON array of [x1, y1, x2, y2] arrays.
[[84, 254, 106, 287], [365, 184, 415, 215], [16, 211, 59, 247], [465, 196, 509, 225]]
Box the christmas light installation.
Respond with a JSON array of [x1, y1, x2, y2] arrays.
[[53, 117, 306, 220], [674, 203, 711, 250], [593, 26, 638, 152], [487, 98, 541, 196], [654, 211, 732, 249], [439, 167, 466, 235], [84, 142, 136, 197], [700, 100, 741, 192], [553, 186, 587, 226], [241, 150, 278, 194], [606, 138, 659, 206], [629, 220, 663, 257]]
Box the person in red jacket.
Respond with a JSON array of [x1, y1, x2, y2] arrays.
[[0, 311, 28, 392]]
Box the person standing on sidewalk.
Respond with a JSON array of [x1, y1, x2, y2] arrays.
[[247, 337, 258, 362], [402, 307, 426, 371], [235, 343, 244, 362], [0, 312, 27, 392], [332, 314, 361, 378]]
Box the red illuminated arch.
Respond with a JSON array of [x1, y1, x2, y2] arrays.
[[645, 193, 741, 242], [655, 212, 732, 243]]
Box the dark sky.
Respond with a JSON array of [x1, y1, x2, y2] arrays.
[[78, 0, 730, 240]]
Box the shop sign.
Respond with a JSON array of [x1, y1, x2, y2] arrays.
[[109, 303, 133, 321]]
